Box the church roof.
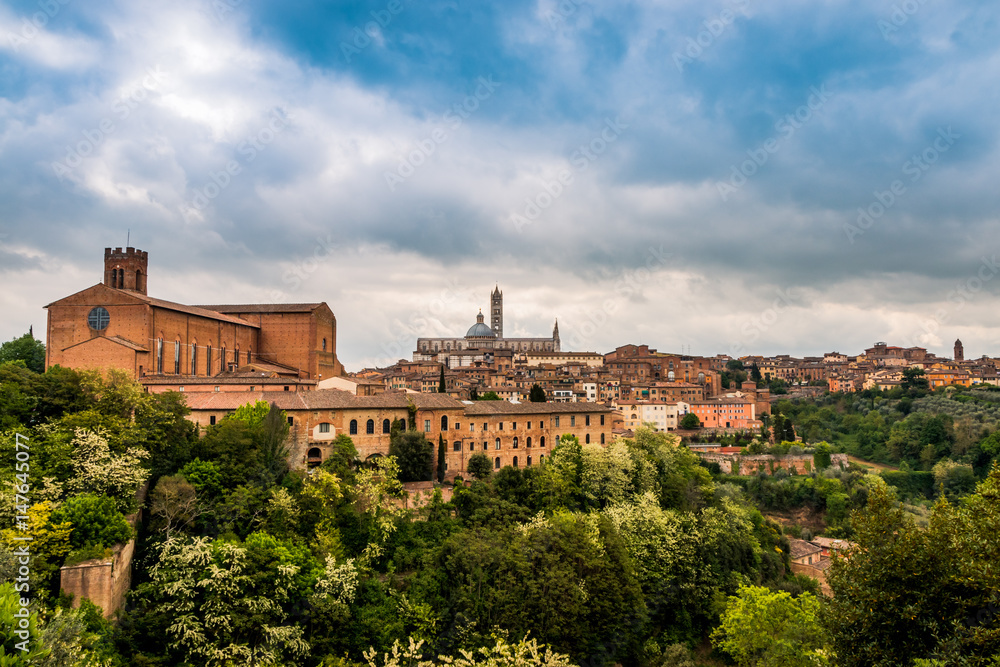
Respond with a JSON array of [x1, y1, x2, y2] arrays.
[[466, 322, 496, 338], [196, 303, 325, 314]]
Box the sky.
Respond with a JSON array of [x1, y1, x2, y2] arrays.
[[1, 0, 999, 370]]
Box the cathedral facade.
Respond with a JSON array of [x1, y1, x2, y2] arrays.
[[413, 286, 560, 366]]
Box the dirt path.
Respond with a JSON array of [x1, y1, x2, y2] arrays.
[[847, 455, 899, 472]]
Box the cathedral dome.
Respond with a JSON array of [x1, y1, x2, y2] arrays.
[[466, 310, 497, 339]]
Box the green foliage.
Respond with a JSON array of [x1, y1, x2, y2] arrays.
[[529, 384, 547, 402], [389, 430, 433, 483], [478, 392, 502, 401], [466, 453, 492, 480], [0, 332, 45, 374], [52, 494, 131, 551], [679, 412, 700, 429], [179, 458, 223, 498], [824, 469, 1000, 665], [0, 582, 49, 664], [437, 435, 446, 484], [813, 442, 832, 470], [712, 585, 827, 666], [230, 400, 273, 428]]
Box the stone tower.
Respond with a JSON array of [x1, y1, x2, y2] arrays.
[[955, 338, 964, 361], [491, 285, 503, 338], [553, 319, 560, 352], [104, 247, 148, 294]]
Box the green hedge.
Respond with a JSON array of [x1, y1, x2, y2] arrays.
[[880, 471, 934, 499]]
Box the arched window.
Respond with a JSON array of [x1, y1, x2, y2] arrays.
[[382, 419, 391, 434], [526, 437, 532, 448], [206, 344, 212, 375], [494, 457, 501, 469], [513, 437, 519, 449], [322, 338, 327, 351], [585, 434, 591, 444], [668, 371, 675, 381], [350, 420, 358, 435], [156, 338, 163, 373], [512, 456, 518, 468], [367, 419, 375, 434], [540, 436, 545, 448], [698, 372, 706, 384], [221, 346, 227, 371], [190, 342, 197, 375], [174, 340, 181, 374], [441, 416, 448, 431], [495, 438, 501, 450], [527, 456, 532, 466], [539, 454, 544, 464], [601, 433, 606, 444]]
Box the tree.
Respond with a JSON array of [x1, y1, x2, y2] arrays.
[[389, 430, 433, 482], [469, 386, 479, 401], [478, 391, 502, 401], [680, 412, 701, 429], [529, 384, 547, 402], [0, 582, 49, 663], [824, 470, 1000, 665], [467, 453, 492, 480], [65, 428, 148, 512], [438, 366, 446, 394], [150, 476, 200, 538], [437, 434, 446, 483], [727, 359, 745, 371], [813, 442, 832, 470], [256, 402, 291, 486], [364, 636, 575, 667], [51, 494, 132, 551], [900, 367, 930, 394], [750, 362, 763, 386], [711, 585, 827, 667], [0, 332, 45, 374]]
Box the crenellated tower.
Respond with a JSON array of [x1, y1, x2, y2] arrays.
[[104, 247, 148, 295]]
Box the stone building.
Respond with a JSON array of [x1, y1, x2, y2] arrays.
[[44, 248, 345, 381]]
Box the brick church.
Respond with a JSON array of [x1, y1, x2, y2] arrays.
[[44, 247, 345, 382]]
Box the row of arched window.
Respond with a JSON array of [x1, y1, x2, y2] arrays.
[[493, 455, 541, 469], [152, 337, 250, 375], [347, 418, 408, 435]]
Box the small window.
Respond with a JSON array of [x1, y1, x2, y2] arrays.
[[367, 419, 375, 434], [570, 416, 576, 427], [585, 434, 590, 444], [540, 420, 544, 428], [319, 423, 331, 433], [600, 415, 605, 426], [499, 422, 503, 431], [540, 436, 546, 447], [513, 437, 519, 449], [495, 438, 501, 450], [288, 417, 294, 426], [527, 421, 531, 429], [527, 456, 532, 466], [527, 437, 532, 448], [585, 415, 591, 426], [513, 456, 518, 468], [178, 386, 185, 392], [554, 416, 560, 427], [214, 386, 220, 392], [455, 422, 461, 430], [512, 422, 517, 430], [469, 423, 474, 432], [209, 415, 216, 425], [322, 338, 327, 351], [601, 433, 606, 444], [469, 442, 474, 451], [383, 419, 391, 434], [424, 420, 431, 433], [453, 441, 461, 452], [483, 423, 487, 431], [350, 420, 358, 435], [494, 457, 501, 469]]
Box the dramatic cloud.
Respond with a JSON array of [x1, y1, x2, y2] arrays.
[[1, 0, 998, 367]]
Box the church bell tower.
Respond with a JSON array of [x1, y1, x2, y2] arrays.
[[104, 247, 148, 295], [491, 285, 503, 338]]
